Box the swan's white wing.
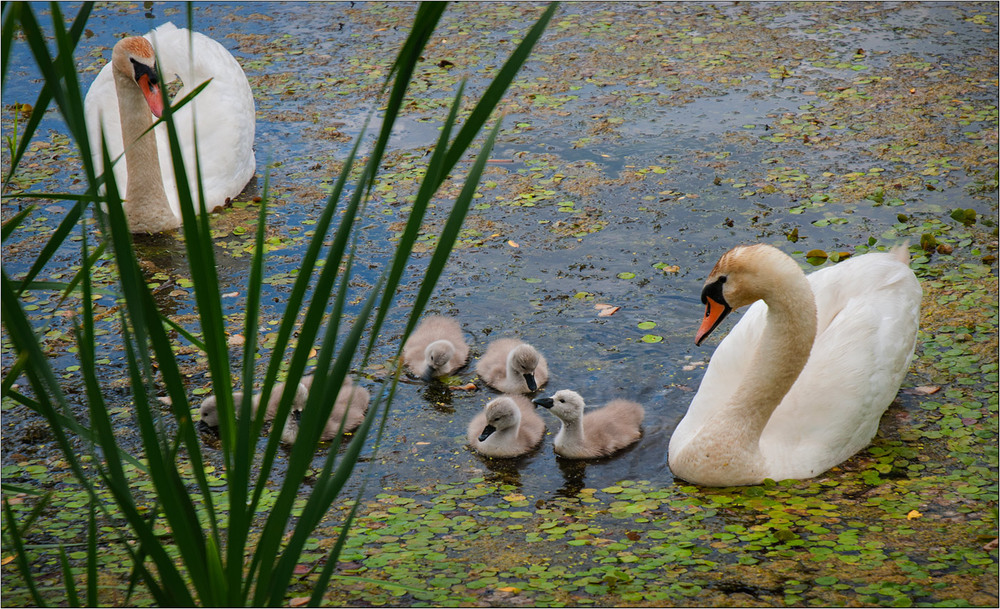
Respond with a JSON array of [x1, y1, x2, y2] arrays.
[[145, 24, 256, 216], [762, 252, 921, 477]]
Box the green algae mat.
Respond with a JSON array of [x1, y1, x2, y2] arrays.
[[2, 2, 997, 606]]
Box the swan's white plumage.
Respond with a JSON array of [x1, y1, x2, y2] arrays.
[[669, 245, 921, 486], [84, 23, 255, 228]]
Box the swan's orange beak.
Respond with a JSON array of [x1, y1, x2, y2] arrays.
[[138, 74, 164, 118], [695, 295, 730, 346]]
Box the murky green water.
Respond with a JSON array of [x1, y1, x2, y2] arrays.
[[2, 2, 997, 606]]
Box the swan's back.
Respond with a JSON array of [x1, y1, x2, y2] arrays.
[[84, 22, 255, 217], [761, 248, 921, 473]]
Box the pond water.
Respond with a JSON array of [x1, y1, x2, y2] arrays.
[[2, 2, 998, 603]]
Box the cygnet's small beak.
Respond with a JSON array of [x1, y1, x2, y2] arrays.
[[196, 419, 218, 436], [478, 425, 497, 442], [420, 368, 436, 383], [523, 373, 537, 392], [532, 397, 554, 409]]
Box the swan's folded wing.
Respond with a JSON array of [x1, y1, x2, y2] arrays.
[[764, 258, 920, 474], [146, 24, 256, 215]]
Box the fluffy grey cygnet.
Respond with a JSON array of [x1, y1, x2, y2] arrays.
[[402, 316, 469, 381], [533, 389, 644, 459], [197, 375, 369, 445], [279, 376, 370, 445], [476, 338, 548, 394], [467, 395, 545, 458], [198, 390, 248, 429]]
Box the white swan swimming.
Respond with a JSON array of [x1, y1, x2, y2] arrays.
[[402, 316, 469, 381], [84, 23, 256, 233], [533, 389, 644, 459], [476, 338, 549, 394], [668, 244, 921, 487]]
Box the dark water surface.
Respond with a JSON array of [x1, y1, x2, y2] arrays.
[[2, 1, 997, 588]]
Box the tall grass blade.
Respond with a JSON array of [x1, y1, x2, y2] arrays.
[[57, 544, 81, 607], [3, 2, 555, 606], [2, 497, 47, 607]]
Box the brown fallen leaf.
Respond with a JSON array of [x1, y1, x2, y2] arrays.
[[289, 597, 310, 607], [228, 334, 245, 347], [904, 385, 940, 395], [447, 383, 478, 392], [507, 240, 519, 248], [596, 305, 620, 317]]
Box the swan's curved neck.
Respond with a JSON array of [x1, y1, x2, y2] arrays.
[[729, 281, 816, 439], [114, 68, 174, 233], [680, 269, 817, 485]]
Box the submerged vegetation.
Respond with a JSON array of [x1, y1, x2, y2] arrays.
[[2, 2, 997, 607]]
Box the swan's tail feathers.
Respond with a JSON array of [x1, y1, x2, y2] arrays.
[[889, 242, 910, 265]]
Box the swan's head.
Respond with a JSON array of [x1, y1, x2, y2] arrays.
[[423, 339, 456, 380], [532, 389, 585, 423], [111, 36, 163, 117], [197, 391, 244, 432], [507, 344, 542, 391], [696, 244, 805, 345], [478, 397, 522, 442]]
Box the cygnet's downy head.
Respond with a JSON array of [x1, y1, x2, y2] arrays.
[[111, 36, 163, 117], [198, 391, 245, 434], [508, 344, 542, 391], [532, 389, 585, 423], [478, 398, 522, 442], [423, 339, 456, 381], [277, 382, 312, 445]]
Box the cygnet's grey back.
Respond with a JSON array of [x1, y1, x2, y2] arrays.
[[476, 338, 549, 394], [467, 395, 545, 458], [321, 377, 370, 440], [402, 316, 469, 379], [281, 376, 370, 444]]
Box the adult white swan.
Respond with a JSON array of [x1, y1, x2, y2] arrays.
[[668, 244, 921, 487], [84, 23, 256, 233]]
